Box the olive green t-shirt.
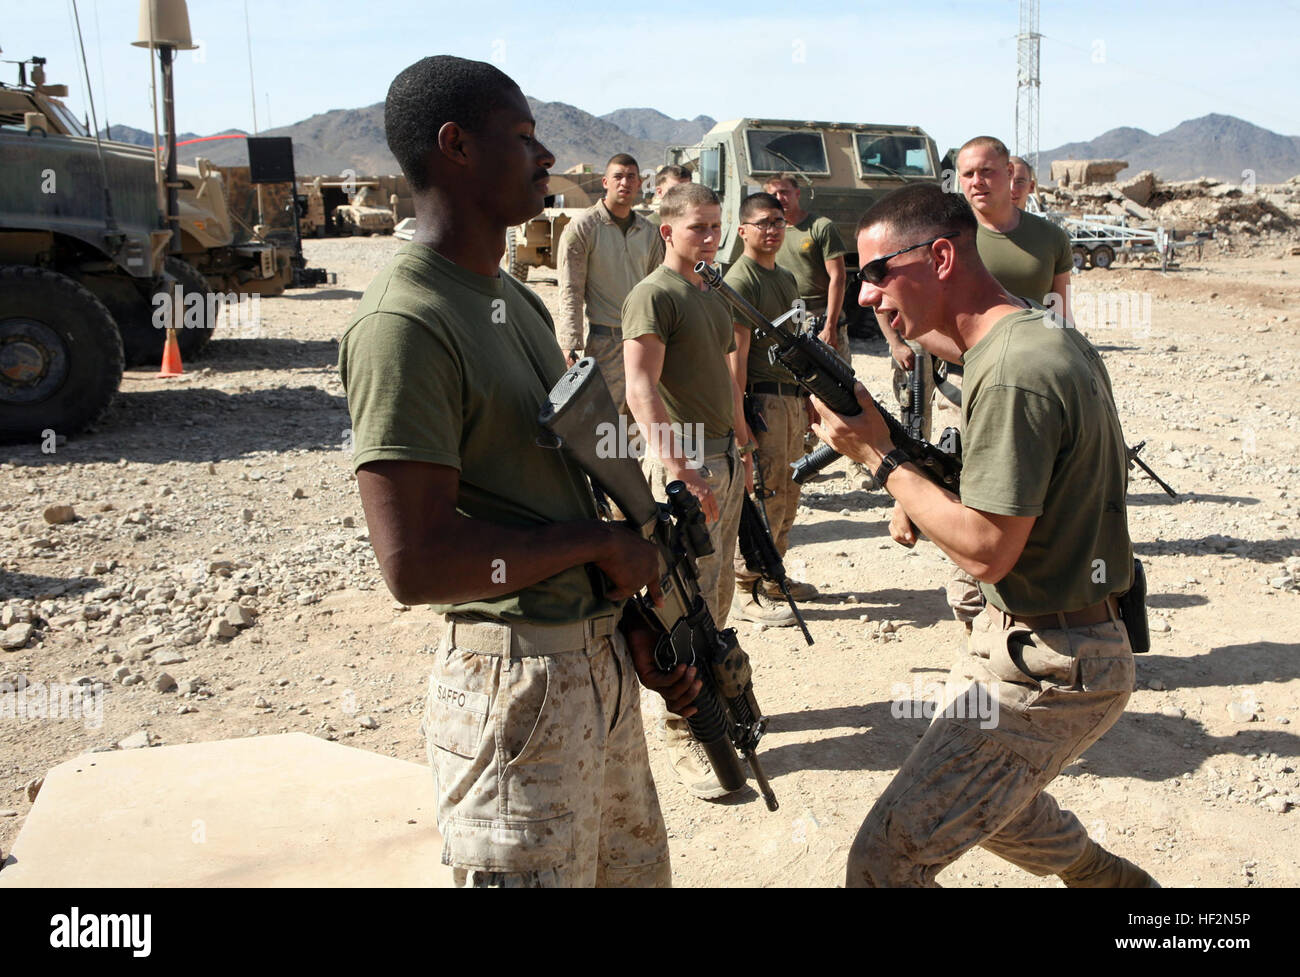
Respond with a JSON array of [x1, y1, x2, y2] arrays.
[[960, 306, 1133, 615], [976, 211, 1072, 304], [723, 255, 800, 386], [775, 213, 848, 310], [337, 243, 615, 625], [621, 264, 737, 439]]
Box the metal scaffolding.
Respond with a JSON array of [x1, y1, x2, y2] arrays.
[[1015, 0, 1041, 175]]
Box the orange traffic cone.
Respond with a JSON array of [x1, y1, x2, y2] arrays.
[[157, 327, 183, 377]]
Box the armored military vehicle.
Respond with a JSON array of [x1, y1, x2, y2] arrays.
[[333, 184, 396, 236], [1, 58, 292, 332], [667, 118, 943, 330]]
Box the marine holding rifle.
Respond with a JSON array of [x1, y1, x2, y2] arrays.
[[724, 191, 819, 627], [808, 183, 1158, 888], [338, 56, 701, 888]]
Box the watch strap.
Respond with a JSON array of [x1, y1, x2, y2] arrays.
[[874, 448, 911, 488]]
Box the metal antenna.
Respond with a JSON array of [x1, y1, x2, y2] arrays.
[[1015, 0, 1041, 176]]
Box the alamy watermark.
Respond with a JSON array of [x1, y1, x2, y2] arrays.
[[0, 680, 104, 729], [595, 416, 707, 468], [1045, 288, 1152, 338], [152, 286, 262, 338], [890, 678, 1000, 730]]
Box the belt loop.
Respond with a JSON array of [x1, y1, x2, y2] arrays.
[[1055, 611, 1067, 631]]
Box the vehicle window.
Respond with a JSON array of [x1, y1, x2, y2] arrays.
[[699, 145, 723, 191], [854, 134, 935, 177], [46, 101, 88, 137], [744, 129, 829, 175]]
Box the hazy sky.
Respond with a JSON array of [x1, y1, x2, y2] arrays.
[[9, 0, 1299, 157]]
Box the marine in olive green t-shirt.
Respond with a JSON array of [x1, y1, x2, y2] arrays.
[[976, 210, 1072, 304], [775, 213, 848, 312], [722, 255, 800, 386], [960, 306, 1133, 615], [337, 243, 615, 624], [621, 264, 737, 440]]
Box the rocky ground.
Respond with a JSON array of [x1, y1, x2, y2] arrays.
[[2, 235, 1298, 887]]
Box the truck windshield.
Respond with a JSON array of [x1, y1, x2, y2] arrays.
[[745, 129, 829, 175], [48, 101, 89, 137], [854, 133, 934, 177]]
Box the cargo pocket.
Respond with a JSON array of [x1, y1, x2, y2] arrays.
[[424, 649, 498, 759], [499, 655, 554, 769], [441, 811, 575, 876]]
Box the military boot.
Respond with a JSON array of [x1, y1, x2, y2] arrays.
[[663, 716, 736, 800], [1059, 840, 1161, 888], [731, 592, 796, 627]]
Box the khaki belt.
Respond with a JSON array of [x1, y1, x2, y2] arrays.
[[444, 614, 617, 658], [702, 432, 735, 457], [749, 381, 802, 397], [587, 324, 622, 338], [993, 596, 1118, 632]]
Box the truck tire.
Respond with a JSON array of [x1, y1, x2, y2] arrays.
[[111, 257, 216, 366], [1091, 245, 1115, 269], [1071, 246, 1088, 271], [0, 265, 124, 442], [503, 228, 526, 281]]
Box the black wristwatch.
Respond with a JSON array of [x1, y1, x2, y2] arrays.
[[874, 448, 911, 489]]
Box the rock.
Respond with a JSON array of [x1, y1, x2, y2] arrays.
[[113, 665, 132, 682], [1159, 706, 1185, 719], [1148, 678, 1166, 691], [122, 674, 144, 687], [253, 695, 270, 709], [172, 628, 202, 647], [0, 672, 30, 691], [154, 649, 189, 666], [358, 714, 379, 730], [1227, 700, 1258, 723], [1117, 169, 1156, 207], [42, 504, 77, 524], [292, 487, 306, 499], [25, 776, 43, 802], [1165, 451, 1189, 469], [0, 810, 18, 818], [1150, 618, 1171, 633], [115, 730, 155, 750], [207, 618, 237, 640], [342, 516, 355, 528], [241, 509, 254, 523], [153, 672, 177, 693], [1, 623, 34, 650], [223, 604, 255, 628], [1263, 796, 1290, 814], [179, 678, 202, 695], [177, 704, 198, 715]]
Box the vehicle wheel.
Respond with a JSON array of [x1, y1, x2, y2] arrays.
[[503, 227, 526, 281], [1091, 245, 1115, 269], [109, 257, 216, 366], [0, 265, 124, 441], [1071, 246, 1088, 271]]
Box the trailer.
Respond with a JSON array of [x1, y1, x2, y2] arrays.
[[1029, 198, 1209, 272]]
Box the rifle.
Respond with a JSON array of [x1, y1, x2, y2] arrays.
[[696, 261, 961, 492], [538, 358, 779, 812], [738, 448, 814, 646], [1127, 441, 1178, 499]]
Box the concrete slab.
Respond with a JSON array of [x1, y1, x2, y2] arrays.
[[0, 733, 451, 887]]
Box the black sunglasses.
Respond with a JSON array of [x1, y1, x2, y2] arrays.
[[856, 232, 960, 286]]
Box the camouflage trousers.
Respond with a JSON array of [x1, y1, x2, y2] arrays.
[[423, 614, 671, 888], [735, 391, 805, 589], [644, 440, 744, 626], [891, 345, 982, 624], [847, 603, 1135, 887], [585, 328, 627, 417]]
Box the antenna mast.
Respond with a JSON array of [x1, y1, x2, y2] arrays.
[[1015, 0, 1041, 176]]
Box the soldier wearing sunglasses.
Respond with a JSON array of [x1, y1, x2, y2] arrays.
[[811, 183, 1156, 889]]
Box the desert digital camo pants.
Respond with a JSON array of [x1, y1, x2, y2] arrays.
[[585, 328, 626, 416], [423, 614, 671, 888], [735, 392, 805, 589], [847, 604, 1135, 887], [644, 442, 744, 626]]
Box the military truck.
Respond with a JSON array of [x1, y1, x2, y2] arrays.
[[500, 168, 609, 280], [1, 59, 292, 331], [334, 184, 397, 236], [1, 101, 169, 438], [666, 118, 943, 331]]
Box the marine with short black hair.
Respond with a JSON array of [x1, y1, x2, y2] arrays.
[[340, 55, 694, 888]]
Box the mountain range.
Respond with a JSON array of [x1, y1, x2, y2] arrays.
[[1040, 114, 1300, 184], [102, 104, 1298, 185]]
